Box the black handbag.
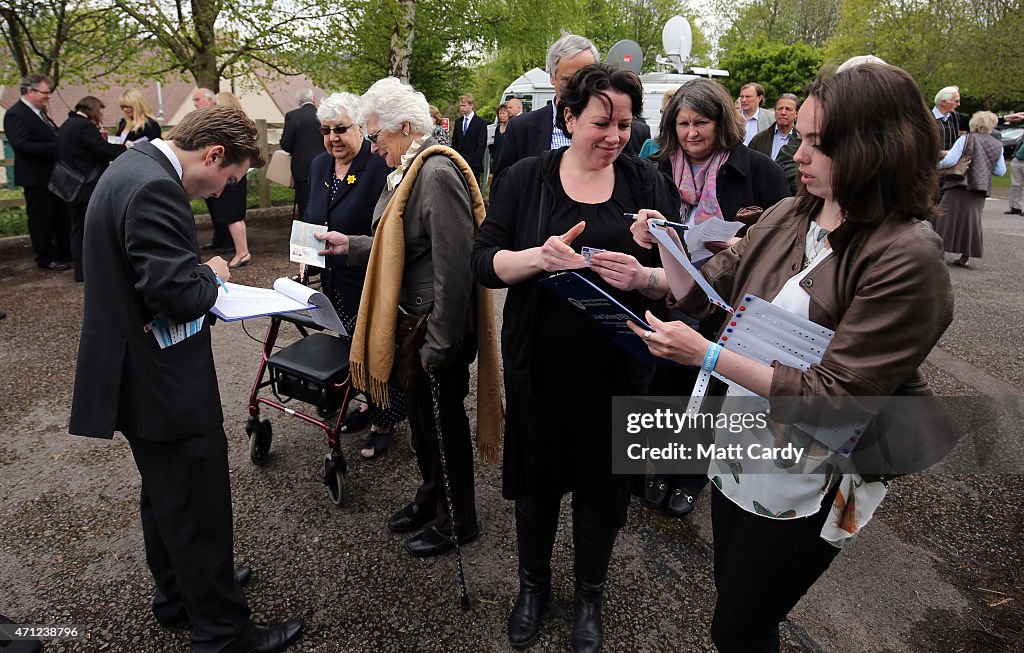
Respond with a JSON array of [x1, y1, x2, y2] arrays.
[[48, 161, 101, 203]]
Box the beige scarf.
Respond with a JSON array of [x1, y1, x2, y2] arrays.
[[349, 145, 504, 464]]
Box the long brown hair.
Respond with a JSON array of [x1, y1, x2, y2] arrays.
[[794, 63, 939, 225]]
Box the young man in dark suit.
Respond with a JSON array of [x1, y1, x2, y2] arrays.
[[3, 73, 71, 270], [450, 94, 488, 180], [280, 88, 323, 220], [69, 105, 301, 653], [491, 34, 650, 179]]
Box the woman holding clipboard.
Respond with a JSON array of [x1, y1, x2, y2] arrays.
[[629, 63, 953, 653]]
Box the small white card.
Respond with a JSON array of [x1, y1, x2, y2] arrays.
[[289, 220, 328, 268], [684, 217, 743, 261]]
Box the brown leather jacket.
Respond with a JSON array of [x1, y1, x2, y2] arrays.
[[673, 197, 955, 477]]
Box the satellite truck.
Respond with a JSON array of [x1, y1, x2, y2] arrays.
[[493, 16, 728, 141]]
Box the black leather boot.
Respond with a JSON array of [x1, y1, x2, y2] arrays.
[[570, 518, 618, 653], [507, 499, 559, 648]]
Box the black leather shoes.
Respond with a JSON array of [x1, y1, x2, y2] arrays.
[[1005, 208, 1022, 215], [387, 502, 435, 534], [40, 261, 69, 271], [405, 524, 479, 558], [235, 565, 252, 587], [507, 568, 550, 648], [644, 477, 670, 508], [664, 489, 696, 518], [570, 581, 604, 653], [251, 619, 302, 653]]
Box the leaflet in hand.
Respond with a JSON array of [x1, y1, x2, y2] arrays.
[[684, 217, 743, 261], [289, 220, 327, 268], [648, 222, 734, 314], [211, 277, 348, 335]]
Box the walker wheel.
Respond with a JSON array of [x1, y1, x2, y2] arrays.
[[323, 454, 346, 506], [248, 419, 273, 465]]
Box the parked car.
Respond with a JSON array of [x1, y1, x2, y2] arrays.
[[995, 126, 1024, 159]]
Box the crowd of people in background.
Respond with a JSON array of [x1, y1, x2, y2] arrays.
[[0, 24, 1013, 653]]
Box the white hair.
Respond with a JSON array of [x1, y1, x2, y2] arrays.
[[296, 88, 315, 105], [934, 85, 960, 106], [546, 33, 599, 77], [836, 54, 887, 73], [317, 92, 362, 126], [360, 77, 432, 135]]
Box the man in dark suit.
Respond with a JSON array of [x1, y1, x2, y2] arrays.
[[748, 93, 801, 193], [492, 35, 650, 179], [451, 94, 488, 181], [280, 88, 323, 220], [69, 106, 301, 653], [3, 73, 70, 270]]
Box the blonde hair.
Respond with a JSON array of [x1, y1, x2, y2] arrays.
[[969, 110, 998, 134], [215, 91, 245, 112], [119, 88, 156, 135]]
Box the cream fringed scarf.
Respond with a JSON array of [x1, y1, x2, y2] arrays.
[[349, 144, 504, 464]]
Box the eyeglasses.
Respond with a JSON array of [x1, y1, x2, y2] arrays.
[[30, 87, 51, 96], [366, 129, 383, 144], [319, 124, 353, 136]]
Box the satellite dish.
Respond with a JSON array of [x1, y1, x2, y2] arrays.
[[605, 40, 644, 73], [662, 15, 692, 60]]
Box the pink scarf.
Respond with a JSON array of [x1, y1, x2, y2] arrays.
[[672, 148, 728, 224]]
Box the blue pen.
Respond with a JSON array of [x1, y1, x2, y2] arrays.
[[623, 212, 688, 232], [215, 274, 229, 293]]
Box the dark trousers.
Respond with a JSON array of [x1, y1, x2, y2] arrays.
[[68, 198, 88, 282], [294, 180, 310, 222], [515, 495, 618, 587], [126, 427, 254, 653], [404, 358, 477, 538], [710, 486, 841, 653], [23, 185, 70, 266]]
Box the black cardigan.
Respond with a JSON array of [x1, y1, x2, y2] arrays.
[[472, 148, 679, 383], [116, 116, 162, 143]]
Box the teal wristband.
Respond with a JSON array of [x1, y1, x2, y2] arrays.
[[701, 343, 722, 372]]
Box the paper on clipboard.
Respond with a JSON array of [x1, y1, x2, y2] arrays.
[[648, 222, 734, 314]]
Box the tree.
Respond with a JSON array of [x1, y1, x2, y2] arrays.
[[109, 0, 342, 90], [719, 40, 824, 100], [0, 0, 142, 89], [717, 0, 840, 54]]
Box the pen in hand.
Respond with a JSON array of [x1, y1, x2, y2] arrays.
[[624, 212, 688, 232], [215, 274, 229, 293]]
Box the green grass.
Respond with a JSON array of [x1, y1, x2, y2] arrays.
[[991, 174, 1011, 188], [0, 181, 294, 237]]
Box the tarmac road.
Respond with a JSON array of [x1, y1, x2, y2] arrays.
[[0, 198, 1021, 652]]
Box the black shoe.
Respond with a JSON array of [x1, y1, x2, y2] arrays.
[[1005, 208, 1022, 215], [570, 581, 604, 653], [39, 261, 69, 271], [387, 502, 435, 534], [644, 477, 670, 508], [405, 524, 479, 558], [200, 242, 217, 250], [0, 310, 6, 320], [664, 488, 696, 518], [155, 567, 253, 628], [508, 568, 550, 648], [251, 620, 302, 653]]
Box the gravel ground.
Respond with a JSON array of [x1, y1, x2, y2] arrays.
[[0, 203, 1020, 652]]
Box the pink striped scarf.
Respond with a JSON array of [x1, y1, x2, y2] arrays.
[[672, 148, 728, 224]]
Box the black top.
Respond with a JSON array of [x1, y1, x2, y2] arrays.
[[57, 113, 126, 180], [303, 140, 390, 321], [116, 116, 162, 143], [3, 99, 58, 186], [451, 113, 488, 175], [280, 103, 323, 182]]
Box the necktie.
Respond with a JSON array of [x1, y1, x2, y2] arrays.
[[463, 117, 469, 135], [40, 109, 57, 134]]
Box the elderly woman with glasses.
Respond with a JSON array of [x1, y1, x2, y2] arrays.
[[317, 78, 502, 559], [301, 92, 398, 457]]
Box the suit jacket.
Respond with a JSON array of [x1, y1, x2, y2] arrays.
[[280, 103, 323, 182], [303, 141, 390, 313], [70, 142, 224, 440], [492, 104, 649, 179], [451, 113, 487, 176], [348, 138, 476, 367], [739, 107, 775, 144], [748, 124, 801, 194], [4, 99, 58, 187], [57, 113, 125, 179]]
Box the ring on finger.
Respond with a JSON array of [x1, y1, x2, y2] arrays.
[[643, 330, 652, 343]]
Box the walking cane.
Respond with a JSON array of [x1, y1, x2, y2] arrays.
[[428, 369, 472, 611]]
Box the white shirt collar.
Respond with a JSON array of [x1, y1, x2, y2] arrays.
[[932, 106, 949, 120], [20, 96, 45, 119], [150, 138, 183, 180]]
